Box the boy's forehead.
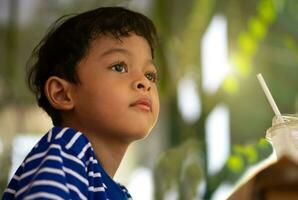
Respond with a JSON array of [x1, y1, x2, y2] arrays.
[[89, 34, 129, 55], [93, 32, 151, 47], [92, 33, 124, 46], [90, 33, 152, 56]]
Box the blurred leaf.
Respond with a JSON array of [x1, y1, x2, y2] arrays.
[[249, 17, 267, 40], [239, 32, 257, 56], [207, 139, 273, 195], [154, 139, 203, 200], [222, 75, 239, 95], [227, 155, 244, 173], [258, 0, 277, 23]]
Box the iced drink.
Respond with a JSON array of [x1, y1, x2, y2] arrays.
[[266, 114, 298, 162]]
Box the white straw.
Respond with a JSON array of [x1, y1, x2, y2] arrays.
[[257, 73, 282, 117]]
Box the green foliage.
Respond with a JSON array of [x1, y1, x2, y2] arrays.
[[205, 139, 272, 198], [152, 0, 291, 199], [152, 0, 216, 97], [154, 139, 203, 200], [224, 0, 278, 94], [223, 139, 272, 181], [154, 138, 272, 199]]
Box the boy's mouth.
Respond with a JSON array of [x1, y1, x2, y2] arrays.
[[130, 98, 152, 112]]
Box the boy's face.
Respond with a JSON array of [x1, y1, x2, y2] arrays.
[[69, 33, 159, 143]]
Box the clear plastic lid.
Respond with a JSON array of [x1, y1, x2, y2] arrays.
[[272, 114, 298, 126], [266, 114, 298, 140]]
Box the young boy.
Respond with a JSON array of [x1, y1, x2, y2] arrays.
[[2, 6, 159, 200]]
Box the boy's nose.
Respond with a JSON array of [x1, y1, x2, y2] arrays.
[[132, 76, 151, 92]]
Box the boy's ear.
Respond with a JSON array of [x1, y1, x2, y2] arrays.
[[45, 76, 75, 110]]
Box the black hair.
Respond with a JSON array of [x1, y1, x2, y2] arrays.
[[27, 7, 158, 126]]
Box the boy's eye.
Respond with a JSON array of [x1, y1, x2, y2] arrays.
[[145, 71, 158, 83], [111, 62, 128, 73]]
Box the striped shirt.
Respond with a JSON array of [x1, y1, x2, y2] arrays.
[[2, 127, 132, 200]]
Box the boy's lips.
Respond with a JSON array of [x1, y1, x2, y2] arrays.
[[130, 98, 152, 111]]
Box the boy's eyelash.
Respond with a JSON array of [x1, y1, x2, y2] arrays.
[[110, 61, 128, 73], [111, 61, 126, 66], [145, 71, 158, 83]]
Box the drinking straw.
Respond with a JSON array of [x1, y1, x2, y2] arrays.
[[257, 73, 283, 118]]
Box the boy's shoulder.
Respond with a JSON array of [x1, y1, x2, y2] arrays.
[[26, 127, 93, 164], [4, 126, 133, 200]]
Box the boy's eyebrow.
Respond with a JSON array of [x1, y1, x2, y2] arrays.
[[99, 48, 156, 67], [100, 48, 130, 57]]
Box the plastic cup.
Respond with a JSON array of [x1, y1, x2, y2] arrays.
[[266, 114, 298, 162]]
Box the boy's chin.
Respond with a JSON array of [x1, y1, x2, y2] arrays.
[[124, 129, 151, 142]]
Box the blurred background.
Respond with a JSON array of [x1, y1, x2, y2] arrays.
[[0, 0, 298, 199]]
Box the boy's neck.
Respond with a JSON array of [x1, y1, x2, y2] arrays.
[[61, 120, 130, 178], [74, 128, 129, 178], [89, 135, 129, 178]]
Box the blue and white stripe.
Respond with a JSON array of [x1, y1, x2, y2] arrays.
[[2, 127, 132, 200]]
